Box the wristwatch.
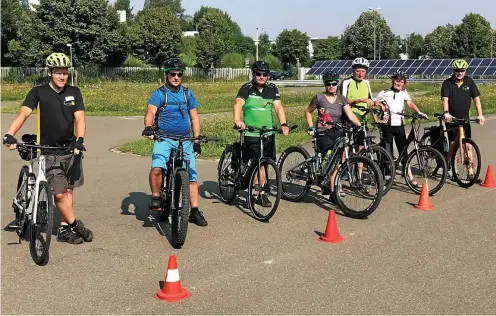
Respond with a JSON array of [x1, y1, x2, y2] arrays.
[[281, 123, 288, 127]]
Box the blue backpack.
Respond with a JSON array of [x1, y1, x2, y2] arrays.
[[153, 85, 191, 130]]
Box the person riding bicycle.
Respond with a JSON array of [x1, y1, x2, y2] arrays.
[[142, 57, 207, 226], [2, 52, 93, 244], [374, 71, 428, 187], [441, 59, 485, 177], [233, 61, 290, 207], [306, 70, 361, 201]]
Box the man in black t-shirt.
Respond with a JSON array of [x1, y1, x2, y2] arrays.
[[3, 52, 93, 244]]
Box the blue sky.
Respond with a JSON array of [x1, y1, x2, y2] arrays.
[[122, 0, 496, 39]]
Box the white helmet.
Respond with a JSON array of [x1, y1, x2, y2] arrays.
[[352, 57, 370, 69]]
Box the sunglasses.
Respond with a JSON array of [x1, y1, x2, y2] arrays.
[[255, 72, 268, 77], [168, 72, 183, 78], [325, 81, 339, 87], [454, 69, 466, 73]]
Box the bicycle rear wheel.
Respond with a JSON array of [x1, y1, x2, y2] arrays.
[[248, 159, 282, 222], [171, 170, 190, 249], [29, 181, 53, 266], [451, 138, 481, 188], [217, 145, 239, 204], [14, 166, 30, 238], [404, 147, 447, 195], [358, 145, 395, 196], [334, 156, 383, 219]]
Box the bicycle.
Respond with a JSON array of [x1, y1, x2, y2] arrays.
[[374, 112, 448, 195], [9, 134, 75, 266], [421, 113, 481, 188], [349, 105, 396, 196], [150, 133, 219, 249], [217, 124, 297, 222], [277, 121, 384, 219]]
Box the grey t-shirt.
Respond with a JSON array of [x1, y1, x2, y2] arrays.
[[309, 94, 348, 127]]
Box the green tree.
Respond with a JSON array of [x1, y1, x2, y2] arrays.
[[341, 11, 399, 60], [452, 13, 493, 58], [114, 0, 133, 21], [132, 7, 182, 66], [274, 29, 310, 67], [1, 0, 24, 65], [237, 35, 256, 57], [257, 32, 272, 60], [105, 6, 130, 66], [180, 35, 198, 67], [221, 52, 244, 68], [143, 0, 184, 15], [404, 33, 424, 59], [423, 24, 455, 58], [312, 36, 341, 61]]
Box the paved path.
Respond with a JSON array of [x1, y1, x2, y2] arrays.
[[1, 113, 496, 314]]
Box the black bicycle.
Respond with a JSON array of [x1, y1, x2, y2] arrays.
[[277, 121, 384, 219], [217, 125, 296, 222], [9, 134, 74, 266], [150, 133, 219, 249], [421, 113, 481, 188], [374, 112, 448, 195]]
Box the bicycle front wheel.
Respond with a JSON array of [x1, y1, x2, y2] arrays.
[[277, 146, 312, 202], [451, 138, 481, 188], [359, 145, 395, 196], [404, 147, 447, 195], [14, 166, 30, 238], [334, 156, 383, 219], [171, 170, 190, 249], [217, 145, 239, 204], [248, 159, 282, 222], [29, 181, 54, 266]]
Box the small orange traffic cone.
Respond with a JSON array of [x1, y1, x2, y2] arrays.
[[155, 255, 191, 302], [481, 165, 496, 188], [414, 183, 434, 211], [319, 210, 344, 243]]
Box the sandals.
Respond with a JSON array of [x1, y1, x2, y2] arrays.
[[410, 179, 423, 189]]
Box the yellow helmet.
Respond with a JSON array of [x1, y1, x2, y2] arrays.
[[452, 59, 468, 70], [46, 53, 71, 68]]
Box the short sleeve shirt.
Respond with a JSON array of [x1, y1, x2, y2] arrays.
[[374, 89, 411, 126], [309, 94, 348, 127], [441, 76, 480, 119], [22, 83, 85, 146], [148, 85, 198, 136]]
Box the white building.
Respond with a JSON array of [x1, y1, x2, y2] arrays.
[[21, 0, 39, 10]]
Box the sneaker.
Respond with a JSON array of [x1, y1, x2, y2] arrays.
[[189, 208, 208, 227], [328, 192, 337, 204], [149, 196, 162, 211], [71, 219, 93, 242], [57, 225, 83, 244], [256, 194, 272, 208]]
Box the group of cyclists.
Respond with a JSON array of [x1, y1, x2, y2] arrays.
[[3, 52, 487, 245]]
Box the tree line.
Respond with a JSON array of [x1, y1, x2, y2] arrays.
[[2, 0, 495, 71]]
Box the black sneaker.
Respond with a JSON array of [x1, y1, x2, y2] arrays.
[[257, 194, 272, 207], [149, 196, 162, 211], [328, 192, 337, 204], [71, 219, 93, 242], [189, 208, 208, 227], [57, 225, 83, 244]]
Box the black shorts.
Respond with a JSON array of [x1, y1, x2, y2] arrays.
[[45, 153, 84, 195], [316, 129, 344, 154], [446, 122, 471, 142], [242, 134, 276, 162]]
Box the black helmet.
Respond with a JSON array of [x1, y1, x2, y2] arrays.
[[322, 71, 340, 82], [251, 61, 270, 72], [162, 57, 185, 72], [391, 70, 407, 80]]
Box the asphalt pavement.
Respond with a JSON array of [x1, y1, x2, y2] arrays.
[[1, 113, 496, 314]]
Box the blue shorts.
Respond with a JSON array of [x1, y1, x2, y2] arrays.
[[151, 138, 197, 182]]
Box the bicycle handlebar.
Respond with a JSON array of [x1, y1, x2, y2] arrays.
[[15, 142, 74, 152], [392, 112, 427, 120], [154, 134, 220, 143], [433, 113, 480, 124], [233, 124, 298, 135]]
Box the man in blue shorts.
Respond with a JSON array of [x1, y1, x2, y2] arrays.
[[141, 57, 207, 226]]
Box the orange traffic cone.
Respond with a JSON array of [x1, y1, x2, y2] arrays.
[[319, 210, 344, 243], [481, 165, 496, 188], [414, 183, 434, 211], [155, 255, 191, 302]]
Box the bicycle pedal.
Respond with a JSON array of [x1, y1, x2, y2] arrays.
[[7, 224, 20, 230]]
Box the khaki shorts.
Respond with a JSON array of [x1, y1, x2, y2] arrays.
[[45, 153, 84, 195]]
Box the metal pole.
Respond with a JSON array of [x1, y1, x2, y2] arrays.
[[256, 28, 259, 61], [373, 12, 376, 60], [70, 46, 74, 86]]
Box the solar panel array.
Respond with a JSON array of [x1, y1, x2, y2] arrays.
[[306, 58, 496, 76]]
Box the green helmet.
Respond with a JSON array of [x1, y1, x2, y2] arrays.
[[46, 53, 71, 68], [452, 59, 468, 70]]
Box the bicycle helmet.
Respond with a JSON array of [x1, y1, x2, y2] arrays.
[[452, 59, 468, 70], [251, 61, 270, 72], [162, 57, 185, 72], [46, 53, 71, 68], [352, 57, 370, 69], [322, 71, 340, 82], [391, 70, 407, 80]]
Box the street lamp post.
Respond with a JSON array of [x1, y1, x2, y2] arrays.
[[255, 27, 265, 61], [66, 43, 74, 86], [368, 7, 381, 60]]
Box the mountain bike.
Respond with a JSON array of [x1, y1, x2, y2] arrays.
[[374, 112, 448, 195], [150, 133, 219, 249], [349, 105, 396, 196], [217, 125, 297, 222], [421, 113, 481, 188], [9, 134, 74, 266], [277, 121, 384, 219]]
